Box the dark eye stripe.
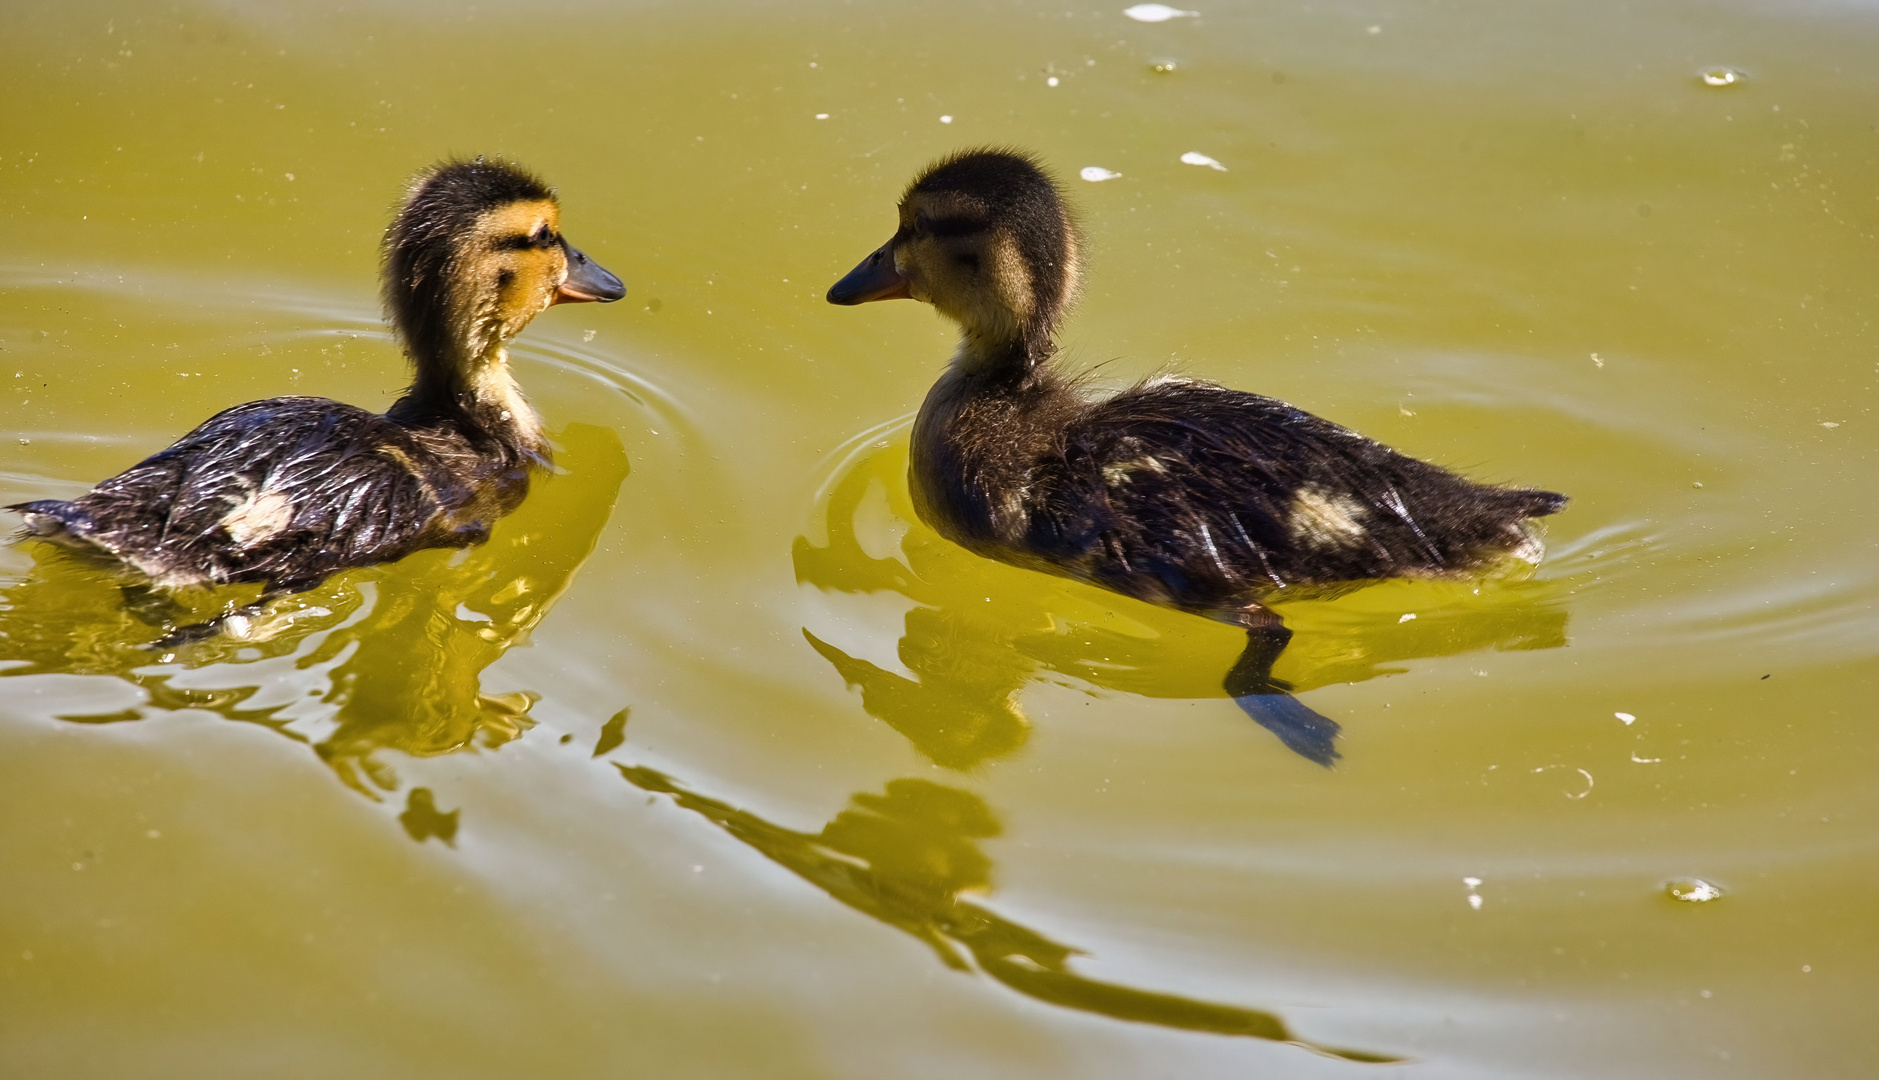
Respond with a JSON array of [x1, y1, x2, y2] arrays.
[[495, 228, 559, 251], [918, 215, 984, 238]]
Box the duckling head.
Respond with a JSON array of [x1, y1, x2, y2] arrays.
[[829, 149, 1081, 362], [384, 158, 624, 409]]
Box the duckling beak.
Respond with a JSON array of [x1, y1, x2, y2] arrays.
[[554, 242, 627, 305], [827, 239, 912, 305]]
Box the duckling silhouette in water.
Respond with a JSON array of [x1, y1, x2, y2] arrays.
[[827, 149, 1565, 765], [6, 158, 624, 641]]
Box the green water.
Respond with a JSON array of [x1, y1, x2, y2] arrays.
[[4, 0, 1878, 1075]]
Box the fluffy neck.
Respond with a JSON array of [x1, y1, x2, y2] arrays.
[[396, 335, 547, 460], [909, 332, 1075, 549], [947, 311, 1056, 379]]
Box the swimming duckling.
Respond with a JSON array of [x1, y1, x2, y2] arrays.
[[7, 158, 624, 639], [827, 149, 1565, 764]]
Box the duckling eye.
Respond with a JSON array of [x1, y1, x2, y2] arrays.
[[530, 225, 556, 248]]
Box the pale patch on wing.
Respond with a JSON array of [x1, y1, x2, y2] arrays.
[[1287, 487, 1369, 549], [221, 489, 294, 548], [1102, 454, 1172, 487]]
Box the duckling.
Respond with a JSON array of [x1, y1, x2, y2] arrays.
[[827, 149, 1565, 765], [7, 158, 624, 639]]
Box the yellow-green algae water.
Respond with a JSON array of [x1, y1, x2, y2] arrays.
[[4, 0, 1878, 1075]]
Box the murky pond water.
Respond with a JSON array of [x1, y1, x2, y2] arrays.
[[4, 0, 1878, 1075]]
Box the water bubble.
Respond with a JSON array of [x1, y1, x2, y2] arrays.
[[1124, 4, 1199, 22], [1699, 67, 1744, 88], [1046, 76, 1060, 87], [1180, 151, 1228, 171], [1665, 878, 1725, 903], [1080, 166, 1122, 182], [939, 115, 953, 124], [1149, 59, 1178, 73]]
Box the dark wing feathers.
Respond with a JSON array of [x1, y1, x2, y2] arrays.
[[18, 397, 448, 590], [1027, 379, 1563, 607]]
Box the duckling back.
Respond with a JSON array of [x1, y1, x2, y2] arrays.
[[912, 369, 1563, 616], [1038, 377, 1564, 607], [9, 396, 526, 592]]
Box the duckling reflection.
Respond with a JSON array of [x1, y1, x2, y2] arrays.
[[0, 423, 629, 803], [615, 763, 1396, 1061], [796, 439, 1567, 771]]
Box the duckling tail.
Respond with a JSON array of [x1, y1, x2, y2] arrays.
[[5, 499, 95, 549], [1510, 488, 1569, 519]]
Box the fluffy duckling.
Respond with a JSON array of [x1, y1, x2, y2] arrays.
[[828, 149, 1565, 764], [8, 158, 624, 635]]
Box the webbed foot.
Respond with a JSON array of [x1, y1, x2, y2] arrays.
[[1222, 609, 1342, 767], [1229, 690, 1342, 766]]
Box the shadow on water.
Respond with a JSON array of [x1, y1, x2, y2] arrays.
[[0, 423, 630, 810], [615, 761, 1398, 1062], [794, 439, 1570, 769]]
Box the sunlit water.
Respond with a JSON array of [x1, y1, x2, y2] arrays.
[[4, 1, 1878, 1076]]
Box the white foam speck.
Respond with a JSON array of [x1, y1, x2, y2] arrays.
[[1615, 711, 1636, 724], [1666, 878, 1724, 903], [1046, 76, 1060, 87], [1180, 151, 1227, 171], [1124, 4, 1198, 21], [1080, 166, 1122, 182], [1398, 612, 1416, 623], [939, 115, 953, 124], [814, 113, 829, 120]]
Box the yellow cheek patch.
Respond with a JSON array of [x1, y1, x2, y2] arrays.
[[987, 231, 1033, 323], [455, 199, 570, 338]]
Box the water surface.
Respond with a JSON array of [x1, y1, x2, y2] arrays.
[[3, 1, 1878, 1076]]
